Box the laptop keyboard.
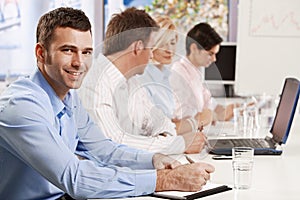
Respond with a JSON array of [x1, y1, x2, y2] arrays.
[[230, 138, 271, 148]]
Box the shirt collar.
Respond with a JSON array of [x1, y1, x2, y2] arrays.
[[30, 69, 74, 117], [179, 57, 202, 78], [180, 57, 197, 69], [98, 54, 127, 90], [146, 63, 171, 82]]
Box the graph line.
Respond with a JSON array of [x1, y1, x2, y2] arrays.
[[249, 0, 300, 37]]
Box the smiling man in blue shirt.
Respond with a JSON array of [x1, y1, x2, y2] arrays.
[[0, 7, 214, 200]]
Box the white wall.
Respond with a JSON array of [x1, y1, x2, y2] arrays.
[[81, 0, 104, 49], [0, 0, 105, 77], [235, 0, 300, 96], [20, 0, 49, 75]]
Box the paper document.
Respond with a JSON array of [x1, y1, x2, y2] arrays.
[[152, 182, 231, 200]]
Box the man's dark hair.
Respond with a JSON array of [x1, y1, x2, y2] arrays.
[[103, 7, 158, 56], [186, 23, 223, 55], [36, 7, 92, 49]]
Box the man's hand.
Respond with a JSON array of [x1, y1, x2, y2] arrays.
[[182, 132, 207, 154], [155, 162, 215, 192], [152, 153, 181, 170]]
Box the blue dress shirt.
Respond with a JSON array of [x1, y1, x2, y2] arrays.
[[0, 69, 156, 200], [137, 64, 175, 119]]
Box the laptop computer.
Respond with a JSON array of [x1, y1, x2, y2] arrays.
[[208, 77, 300, 155]]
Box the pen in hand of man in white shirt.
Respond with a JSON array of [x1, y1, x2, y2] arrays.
[[179, 116, 212, 154]]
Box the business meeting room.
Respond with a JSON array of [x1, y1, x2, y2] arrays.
[[0, 0, 299, 199]]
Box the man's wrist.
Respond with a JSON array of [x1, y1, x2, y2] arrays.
[[156, 169, 171, 191], [187, 117, 198, 132]]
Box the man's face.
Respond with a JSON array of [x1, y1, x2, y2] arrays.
[[193, 44, 220, 67], [40, 27, 93, 98]]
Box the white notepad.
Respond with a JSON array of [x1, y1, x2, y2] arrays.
[[152, 182, 232, 200]]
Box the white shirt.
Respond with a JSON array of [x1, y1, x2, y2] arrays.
[[79, 54, 185, 154]]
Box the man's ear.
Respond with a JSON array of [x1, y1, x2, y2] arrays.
[[35, 43, 45, 63], [190, 43, 198, 53], [133, 40, 144, 55]]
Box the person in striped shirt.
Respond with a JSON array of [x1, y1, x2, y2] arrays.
[[79, 8, 207, 155]]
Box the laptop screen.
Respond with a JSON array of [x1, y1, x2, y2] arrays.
[[270, 78, 300, 144]]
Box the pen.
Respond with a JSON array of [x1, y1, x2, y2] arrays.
[[212, 155, 233, 160], [185, 155, 195, 164], [203, 136, 213, 151]]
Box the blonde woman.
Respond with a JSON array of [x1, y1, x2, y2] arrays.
[[136, 15, 204, 135]]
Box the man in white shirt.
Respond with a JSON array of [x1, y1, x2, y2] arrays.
[[79, 8, 206, 155]]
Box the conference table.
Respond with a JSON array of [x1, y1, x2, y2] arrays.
[[92, 111, 300, 200]]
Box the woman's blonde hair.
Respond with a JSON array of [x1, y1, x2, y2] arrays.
[[152, 15, 177, 51]]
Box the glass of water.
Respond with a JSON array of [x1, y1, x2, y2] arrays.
[[232, 147, 254, 189]]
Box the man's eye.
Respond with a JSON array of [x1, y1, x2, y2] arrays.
[[83, 50, 93, 55], [62, 49, 73, 53]]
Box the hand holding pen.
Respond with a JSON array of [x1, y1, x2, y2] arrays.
[[183, 131, 210, 154], [184, 154, 214, 186]]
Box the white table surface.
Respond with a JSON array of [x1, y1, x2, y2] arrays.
[[91, 113, 300, 200]]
